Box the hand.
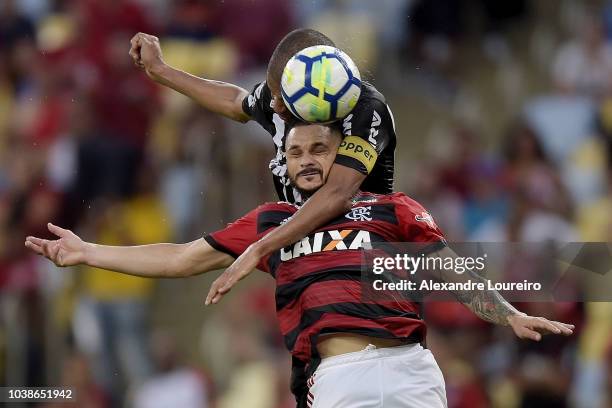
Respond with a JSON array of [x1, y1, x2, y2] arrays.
[[205, 244, 263, 305], [25, 223, 90, 267], [129, 32, 166, 80], [507, 313, 574, 341]]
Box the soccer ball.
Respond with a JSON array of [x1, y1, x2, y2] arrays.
[[281, 45, 361, 123]]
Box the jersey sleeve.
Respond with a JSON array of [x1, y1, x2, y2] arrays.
[[241, 81, 276, 135], [335, 97, 394, 175], [204, 208, 259, 259], [394, 194, 447, 252], [203, 205, 279, 273]]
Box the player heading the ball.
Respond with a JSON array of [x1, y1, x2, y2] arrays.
[[128, 29, 396, 236]]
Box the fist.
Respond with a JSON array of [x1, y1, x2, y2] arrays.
[[129, 32, 165, 80]]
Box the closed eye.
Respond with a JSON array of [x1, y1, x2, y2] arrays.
[[286, 149, 302, 157], [311, 144, 329, 155]]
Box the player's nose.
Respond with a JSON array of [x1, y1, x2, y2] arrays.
[[300, 155, 318, 169]]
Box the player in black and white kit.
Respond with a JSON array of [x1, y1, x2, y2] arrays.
[[129, 29, 397, 293], [242, 79, 396, 203]]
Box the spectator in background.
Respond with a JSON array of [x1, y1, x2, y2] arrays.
[[0, 0, 36, 87], [44, 352, 109, 408], [166, 0, 218, 41], [74, 0, 153, 67], [215, 0, 293, 69], [553, 12, 612, 99], [597, 95, 612, 172], [524, 14, 610, 207], [305, 0, 378, 74], [571, 169, 612, 408], [133, 329, 212, 408], [502, 121, 572, 219], [91, 32, 159, 150]]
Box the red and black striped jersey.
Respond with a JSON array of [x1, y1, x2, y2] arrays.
[[204, 192, 446, 362]]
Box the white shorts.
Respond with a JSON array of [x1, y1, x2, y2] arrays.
[[307, 343, 447, 408]]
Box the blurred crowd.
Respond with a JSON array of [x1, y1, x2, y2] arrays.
[[0, 0, 611, 407]]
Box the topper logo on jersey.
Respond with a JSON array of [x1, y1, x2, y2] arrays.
[[338, 136, 378, 173], [345, 206, 372, 222], [280, 229, 371, 261], [368, 111, 381, 146]]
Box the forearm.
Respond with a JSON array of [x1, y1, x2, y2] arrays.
[[256, 183, 354, 256], [433, 248, 523, 325], [150, 64, 250, 122], [455, 273, 524, 326], [86, 242, 187, 278]]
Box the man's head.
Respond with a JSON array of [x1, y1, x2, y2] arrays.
[[285, 122, 342, 197], [267, 29, 335, 121]]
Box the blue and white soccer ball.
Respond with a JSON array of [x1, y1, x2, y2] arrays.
[[281, 45, 361, 123]]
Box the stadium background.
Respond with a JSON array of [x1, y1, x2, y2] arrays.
[[1, 0, 612, 407]]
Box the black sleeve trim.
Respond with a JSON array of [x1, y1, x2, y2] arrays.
[[334, 154, 368, 175], [420, 240, 448, 256], [203, 234, 238, 259]]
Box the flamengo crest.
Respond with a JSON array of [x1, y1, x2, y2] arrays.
[[345, 206, 372, 222]]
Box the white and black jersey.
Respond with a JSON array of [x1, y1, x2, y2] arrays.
[[242, 81, 397, 205]]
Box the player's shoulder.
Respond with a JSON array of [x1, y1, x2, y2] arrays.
[[384, 193, 443, 235], [373, 192, 429, 214], [256, 200, 299, 213], [351, 191, 416, 207], [253, 201, 298, 232], [343, 81, 395, 136], [351, 192, 434, 226], [355, 81, 387, 107], [253, 201, 299, 215], [245, 80, 272, 109], [357, 81, 387, 103]]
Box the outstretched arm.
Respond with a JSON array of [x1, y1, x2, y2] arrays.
[[25, 223, 233, 278], [431, 246, 574, 341], [129, 32, 250, 123]]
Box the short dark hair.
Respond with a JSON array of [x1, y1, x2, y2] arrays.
[[267, 29, 335, 91], [283, 121, 342, 151]]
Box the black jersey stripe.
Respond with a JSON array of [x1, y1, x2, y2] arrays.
[[316, 326, 423, 345], [284, 302, 421, 350], [257, 209, 295, 233], [275, 267, 362, 310]]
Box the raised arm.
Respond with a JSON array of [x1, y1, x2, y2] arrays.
[[129, 32, 250, 123], [431, 246, 574, 340], [256, 164, 359, 246], [25, 223, 233, 278]]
